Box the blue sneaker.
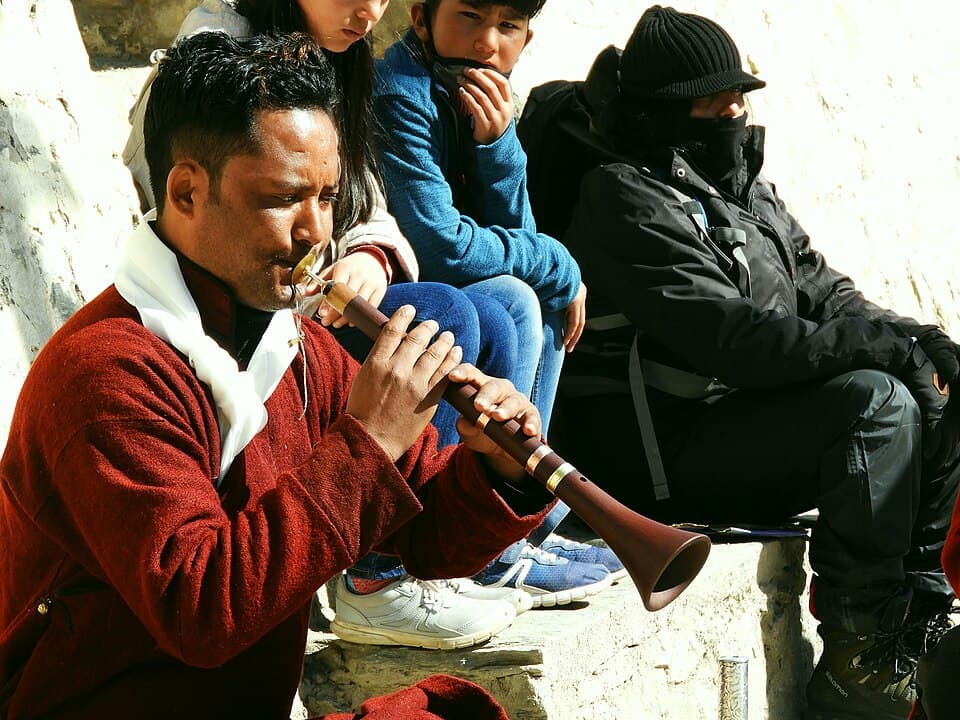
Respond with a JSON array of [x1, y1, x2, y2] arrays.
[[539, 533, 628, 581], [472, 543, 612, 608]]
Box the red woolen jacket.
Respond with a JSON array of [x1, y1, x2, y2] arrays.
[[944, 497, 960, 596], [0, 271, 547, 719]]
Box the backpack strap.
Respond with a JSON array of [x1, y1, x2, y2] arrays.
[[582, 313, 671, 500], [628, 336, 671, 501], [666, 185, 753, 298]]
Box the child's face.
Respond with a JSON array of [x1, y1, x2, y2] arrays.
[[414, 0, 533, 74]]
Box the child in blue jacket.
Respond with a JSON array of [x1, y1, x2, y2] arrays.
[[356, 0, 623, 608]]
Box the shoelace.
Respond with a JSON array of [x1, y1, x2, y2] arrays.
[[544, 533, 589, 550], [438, 577, 471, 594], [520, 544, 564, 564], [900, 600, 960, 657], [855, 626, 919, 699], [919, 602, 959, 653], [416, 579, 449, 611]]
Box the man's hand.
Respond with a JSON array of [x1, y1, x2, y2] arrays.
[[927, 397, 960, 470], [563, 283, 587, 351], [904, 324, 960, 389], [452, 364, 541, 481], [346, 306, 462, 461], [458, 67, 514, 145], [316, 252, 389, 328], [898, 343, 952, 464]]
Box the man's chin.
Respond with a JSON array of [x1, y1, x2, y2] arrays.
[[239, 287, 297, 313]]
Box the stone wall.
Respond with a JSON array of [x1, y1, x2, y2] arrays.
[[4, 1, 960, 439], [66, 0, 960, 333], [72, 0, 197, 63], [0, 0, 140, 444]]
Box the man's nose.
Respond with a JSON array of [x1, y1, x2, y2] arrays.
[[719, 92, 746, 118], [294, 197, 331, 249], [719, 103, 744, 118]]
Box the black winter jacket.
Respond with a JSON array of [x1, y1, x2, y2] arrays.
[[563, 129, 918, 393]]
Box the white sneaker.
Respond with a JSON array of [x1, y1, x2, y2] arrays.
[[330, 575, 516, 649], [439, 577, 534, 614]]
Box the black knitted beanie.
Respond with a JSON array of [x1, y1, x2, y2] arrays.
[[619, 5, 765, 100]]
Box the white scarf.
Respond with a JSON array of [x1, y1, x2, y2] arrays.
[[115, 212, 299, 483]]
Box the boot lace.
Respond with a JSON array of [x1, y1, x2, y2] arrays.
[[899, 597, 960, 660], [853, 625, 919, 700], [916, 601, 959, 654]]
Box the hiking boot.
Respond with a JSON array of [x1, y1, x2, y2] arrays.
[[805, 625, 918, 720], [472, 543, 612, 608], [330, 575, 515, 650], [539, 533, 628, 581]]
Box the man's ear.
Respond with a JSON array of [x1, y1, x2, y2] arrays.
[[165, 160, 207, 219], [523, 27, 534, 52], [411, 3, 429, 44]]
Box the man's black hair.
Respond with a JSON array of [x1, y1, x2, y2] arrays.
[[143, 31, 341, 224], [235, 0, 381, 235], [422, 0, 548, 20]]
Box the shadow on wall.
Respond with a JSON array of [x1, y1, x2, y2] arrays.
[[72, 0, 198, 67], [372, 0, 415, 55], [0, 101, 89, 361], [0, 0, 138, 448], [757, 539, 817, 720]]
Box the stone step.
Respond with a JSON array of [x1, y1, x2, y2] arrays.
[[298, 537, 818, 720]]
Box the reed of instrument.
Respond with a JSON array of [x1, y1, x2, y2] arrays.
[[293, 257, 711, 610]]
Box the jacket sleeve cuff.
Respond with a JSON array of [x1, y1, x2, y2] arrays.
[[346, 244, 394, 284], [488, 474, 556, 516]]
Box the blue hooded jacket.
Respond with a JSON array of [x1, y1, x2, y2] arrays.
[[373, 31, 581, 312]]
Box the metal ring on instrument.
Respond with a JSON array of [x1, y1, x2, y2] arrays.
[[545, 462, 575, 494], [475, 413, 491, 430], [525, 445, 552, 476]]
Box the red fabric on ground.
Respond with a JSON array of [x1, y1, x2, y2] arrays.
[[320, 674, 510, 720]]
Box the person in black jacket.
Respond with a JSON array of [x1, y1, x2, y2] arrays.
[[540, 6, 960, 720]]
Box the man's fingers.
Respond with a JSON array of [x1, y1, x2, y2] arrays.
[[417, 330, 456, 374], [396, 318, 439, 362], [418, 344, 464, 413], [369, 305, 417, 360]]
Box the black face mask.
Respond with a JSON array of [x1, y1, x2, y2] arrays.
[[431, 55, 509, 98], [675, 113, 749, 186]]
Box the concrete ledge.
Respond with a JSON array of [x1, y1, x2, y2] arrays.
[[298, 538, 819, 720]]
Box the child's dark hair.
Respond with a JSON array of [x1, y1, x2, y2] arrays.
[[235, 0, 381, 236], [422, 0, 548, 20], [144, 32, 340, 221]]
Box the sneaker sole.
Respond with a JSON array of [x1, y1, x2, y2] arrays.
[[608, 568, 629, 583], [329, 614, 514, 650], [529, 575, 613, 609]]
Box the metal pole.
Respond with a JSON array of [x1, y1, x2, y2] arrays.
[[718, 655, 748, 720]]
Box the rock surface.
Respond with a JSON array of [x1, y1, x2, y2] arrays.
[[72, 0, 196, 63], [299, 539, 818, 720], [0, 0, 139, 444]]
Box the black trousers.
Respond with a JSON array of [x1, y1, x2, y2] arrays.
[[554, 369, 960, 632], [916, 624, 960, 719]]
